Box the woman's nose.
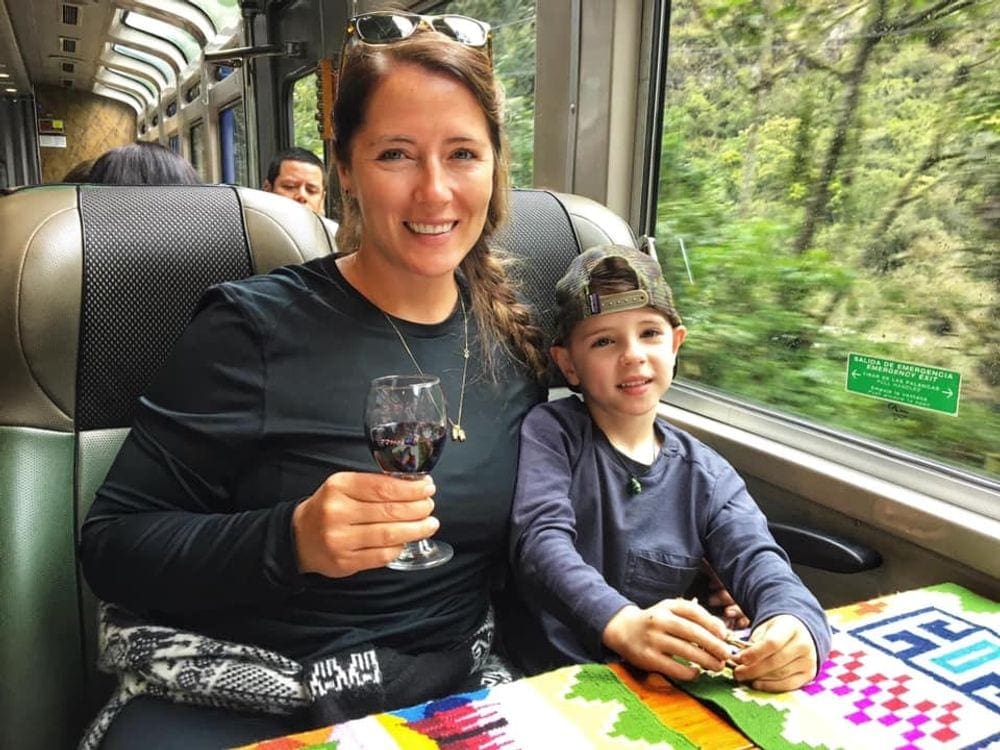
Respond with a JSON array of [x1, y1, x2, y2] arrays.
[[415, 160, 450, 203]]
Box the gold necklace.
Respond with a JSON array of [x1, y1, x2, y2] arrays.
[[382, 295, 470, 442]]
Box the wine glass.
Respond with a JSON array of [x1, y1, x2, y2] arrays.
[[364, 374, 454, 570]]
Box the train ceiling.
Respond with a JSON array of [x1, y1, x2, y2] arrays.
[[0, 0, 243, 113]]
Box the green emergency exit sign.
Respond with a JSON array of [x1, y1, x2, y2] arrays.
[[846, 353, 960, 416]]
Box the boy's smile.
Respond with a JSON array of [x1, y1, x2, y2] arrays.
[[551, 307, 686, 433]]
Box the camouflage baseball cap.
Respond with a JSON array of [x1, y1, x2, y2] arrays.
[[553, 244, 681, 343]]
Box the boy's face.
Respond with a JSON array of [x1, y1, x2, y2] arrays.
[[551, 307, 686, 425]]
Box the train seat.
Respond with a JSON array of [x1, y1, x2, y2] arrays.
[[0, 183, 874, 749], [0, 184, 635, 748], [0, 184, 335, 748]]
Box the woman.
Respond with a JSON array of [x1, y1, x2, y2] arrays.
[[79, 13, 546, 748]]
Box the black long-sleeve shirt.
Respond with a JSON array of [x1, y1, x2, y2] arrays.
[[80, 256, 544, 662]]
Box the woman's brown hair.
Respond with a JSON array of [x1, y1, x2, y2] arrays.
[[332, 32, 546, 381]]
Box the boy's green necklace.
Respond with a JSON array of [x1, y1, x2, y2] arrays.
[[605, 434, 660, 496]]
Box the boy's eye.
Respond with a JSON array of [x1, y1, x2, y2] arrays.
[[641, 327, 664, 339], [591, 337, 613, 348]]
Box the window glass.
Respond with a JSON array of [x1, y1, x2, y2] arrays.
[[94, 83, 143, 114], [131, 0, 215, 39], [97, 70, 155, 105], [169, 133, 180, 153], [291, 72, 322, 158], [218, 100, 248, 186], [186, 0, 241, 35], [432, 0, 536, 187], [124, 11, 200, 65], [114, 27, 186, 73], [113, 43, 175, 84], [657, 1, 999, 482], [189, 120, 207, 181]]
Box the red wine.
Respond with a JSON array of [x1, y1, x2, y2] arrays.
[[368, 421, 447, 475]]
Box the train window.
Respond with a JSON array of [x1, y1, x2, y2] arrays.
[[108, 47, 169, 90], [98, 68, 156, 104], [189, 119, 207, 181], [213, 65, 234, 81], [113, 44, 174, 84], [657, 2, 999, 496], [165, 99, 178, 118], [113, 27, 186, 75], [218, 100, 248, 186], [291, 72, 322, 159], [184, 82, 201, 103], [186, 0, 241, 35], [123, 11, 199, 66], [433, 0, 536, 187], [168, 133, 180, 153]]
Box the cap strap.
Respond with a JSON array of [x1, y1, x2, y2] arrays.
[[586, 289, 649, 316]]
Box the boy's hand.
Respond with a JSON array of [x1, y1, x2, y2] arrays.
[[731, 614, 818, 692], [701, 560, 750, 630], [603, 599, 731, 681]]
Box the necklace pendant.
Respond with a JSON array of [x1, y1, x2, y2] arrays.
[[451, 424, 467, 442], [627, 476, 643, 496]]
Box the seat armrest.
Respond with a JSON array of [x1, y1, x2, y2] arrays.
[[769, 521, 882, 573]]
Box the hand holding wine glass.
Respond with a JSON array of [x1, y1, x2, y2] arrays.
[[364, 375, 454, 570]]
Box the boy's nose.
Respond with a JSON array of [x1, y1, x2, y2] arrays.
[[621, 339, 646, 363]]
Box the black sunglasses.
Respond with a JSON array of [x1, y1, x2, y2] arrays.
[[344, 12, 493, 61]]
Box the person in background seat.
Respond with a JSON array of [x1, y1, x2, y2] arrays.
[[86, 142, 200, 185], [262, 146, 327, 214]]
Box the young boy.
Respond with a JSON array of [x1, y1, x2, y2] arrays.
[[507, 245, 830, 692]]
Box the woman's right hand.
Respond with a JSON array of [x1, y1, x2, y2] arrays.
[[603, 598, 731, 680], [292, 472, 439, 577]]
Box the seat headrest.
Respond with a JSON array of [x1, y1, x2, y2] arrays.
[[0, 184, 334, 432]]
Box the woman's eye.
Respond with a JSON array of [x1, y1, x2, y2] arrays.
[[378, 149, 407, 161], [452, 148, 477, 160]]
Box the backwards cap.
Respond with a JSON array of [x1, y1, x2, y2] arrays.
[[553, 244, 681, 343]]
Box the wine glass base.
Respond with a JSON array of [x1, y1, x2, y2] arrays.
[[387, 539, 454, 571]]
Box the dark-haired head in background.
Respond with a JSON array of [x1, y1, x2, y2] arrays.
[[263, 146, 327, 214], [87, 142, 201, 185]]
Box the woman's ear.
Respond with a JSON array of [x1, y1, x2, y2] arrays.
[[550, 344, 580, 386], [336, 162, 352, 196]]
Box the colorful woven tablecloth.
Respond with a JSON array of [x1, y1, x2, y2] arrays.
[[681, 583, 999, 749], [237, 583, 998, 749], [236, 662, 724, 750]]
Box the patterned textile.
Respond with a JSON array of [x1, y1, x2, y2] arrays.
[[681, 583, 999, 750], [237, 663, 703, 750], [79, 604, 508, 750]]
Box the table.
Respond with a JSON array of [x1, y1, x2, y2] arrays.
[[237, 584, 999, 749]]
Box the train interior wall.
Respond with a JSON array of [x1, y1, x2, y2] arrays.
[[35, 86, 135, 183]]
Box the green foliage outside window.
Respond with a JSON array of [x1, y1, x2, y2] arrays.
[[292, 73, 323, 159], [436, 0, 536, 187], [658, 0, 999, 480]]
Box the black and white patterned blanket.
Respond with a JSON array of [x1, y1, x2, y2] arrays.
[[79, 603, 512, 749]]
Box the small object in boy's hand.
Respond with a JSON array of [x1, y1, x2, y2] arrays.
[[723, 632, 751, 672]]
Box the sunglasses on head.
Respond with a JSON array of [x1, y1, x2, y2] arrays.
[[345, 11, 492, 59]]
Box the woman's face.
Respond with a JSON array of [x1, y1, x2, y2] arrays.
[[337, 62, 495, 281]]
